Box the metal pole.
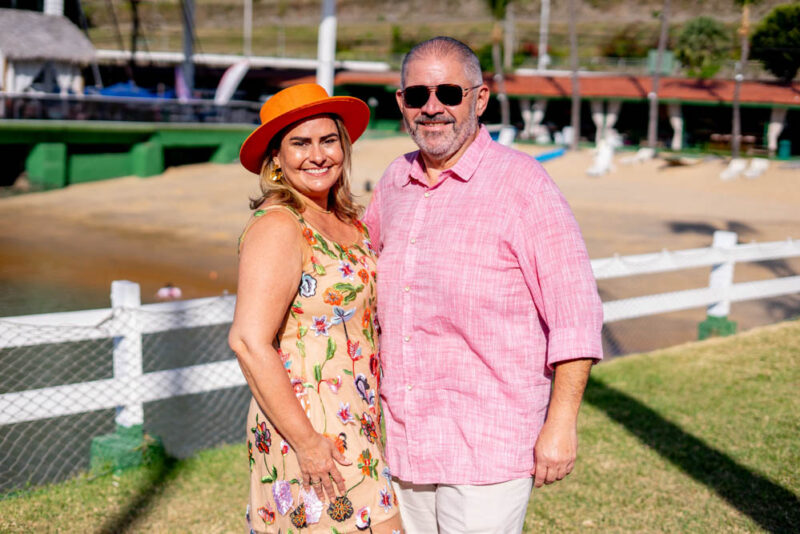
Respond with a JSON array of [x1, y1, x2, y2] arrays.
[[243, 0, 252, 57], [647, 0, 670, 149], [182, 0, 195, 94], [316, 0, 337, 95], [568, 0, 580, 150], [538, 0, 550, 71]]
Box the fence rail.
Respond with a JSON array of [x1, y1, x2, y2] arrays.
[[1, 231, 798, 492]]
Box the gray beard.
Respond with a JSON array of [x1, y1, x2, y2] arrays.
[[405, 106, 478, 161]]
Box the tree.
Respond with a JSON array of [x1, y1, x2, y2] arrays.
[[647, 0, 671, 150], [674, 16, 731, 79], [751, 3, 800, 82], [486, 0, 512, 127]]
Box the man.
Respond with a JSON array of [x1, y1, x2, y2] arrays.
[[363, 36, 603, 533]]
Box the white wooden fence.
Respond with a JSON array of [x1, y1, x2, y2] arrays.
[[1, 231, 799, 431]]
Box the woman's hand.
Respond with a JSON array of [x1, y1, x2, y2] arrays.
[[295, 433, 352, 502]]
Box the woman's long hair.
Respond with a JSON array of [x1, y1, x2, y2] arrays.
[[249, 114, 362, 221]]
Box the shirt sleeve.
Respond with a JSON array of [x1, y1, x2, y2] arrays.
[[362, 177, 382, 253], [513, 178, 603, 370]]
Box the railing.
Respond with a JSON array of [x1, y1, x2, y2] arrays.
[[0, 92, 261, 123], [1, 231, 798, 493]]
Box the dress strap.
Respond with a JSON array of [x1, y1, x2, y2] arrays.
[[237, 204, 306, 254]]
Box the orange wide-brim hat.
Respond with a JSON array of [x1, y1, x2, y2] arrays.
[[239, 83, 370, 174]]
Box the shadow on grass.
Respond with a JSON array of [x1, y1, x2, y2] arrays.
[[97, 456, 178, 534], [585, 376, 800, 533]]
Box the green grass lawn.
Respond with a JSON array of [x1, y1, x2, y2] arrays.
[[2, 320, 798, 533]]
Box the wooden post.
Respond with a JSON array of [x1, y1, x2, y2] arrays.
[[110, 280, 143, 427], [699, 231, 738, 339]]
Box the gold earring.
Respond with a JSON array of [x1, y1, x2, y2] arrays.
[[271, 167, 283, 182]]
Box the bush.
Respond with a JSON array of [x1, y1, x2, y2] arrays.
[[751, 4, 800, 82], [675, 16, 732, 78], [599, 24, 655, 58]]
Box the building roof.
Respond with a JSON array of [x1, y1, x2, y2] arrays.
[[282, 71, 800, 108], [0, 8, 95, 64]]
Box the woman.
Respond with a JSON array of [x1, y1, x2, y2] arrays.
[[229, 83, 402, 534]]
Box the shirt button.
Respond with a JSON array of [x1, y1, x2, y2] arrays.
[[403, 336, 410, 342], [406, 384, 413, 391], [424, 192, 430, 198], [410, 238, 416, 244], [404, 286, 410, 292]]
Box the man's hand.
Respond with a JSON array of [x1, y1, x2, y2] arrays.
[[531, 417, 577, 487], [530, 358, 593, 488]]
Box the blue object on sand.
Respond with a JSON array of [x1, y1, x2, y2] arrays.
[[534, 148, 566, 163]]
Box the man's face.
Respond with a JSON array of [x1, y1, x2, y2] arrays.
[[397, 54, 488, 161]]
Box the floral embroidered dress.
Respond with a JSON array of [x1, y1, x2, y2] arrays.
[[240, 206, 397, 534]]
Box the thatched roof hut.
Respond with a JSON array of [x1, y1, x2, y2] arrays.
[[0, 8, 95, 64]]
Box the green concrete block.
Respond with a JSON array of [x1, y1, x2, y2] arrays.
[[25, 142, 67, 189], [131, 141, 164, 177], [68, 152, 133, 183], [698, 315, 738, 341], [90, 425, 165, 474], [211, 142, 240, 164]]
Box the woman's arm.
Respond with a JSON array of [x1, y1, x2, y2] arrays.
[[229, 209, 350, 502]]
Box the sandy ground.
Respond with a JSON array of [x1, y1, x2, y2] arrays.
[[1, 137, 798, 353]]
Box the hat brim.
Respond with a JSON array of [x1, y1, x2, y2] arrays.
[[239, 96, 370, 175]]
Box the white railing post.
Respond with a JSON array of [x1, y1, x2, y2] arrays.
[[699, 231, 739, 339], [110, 280, 143, 428]]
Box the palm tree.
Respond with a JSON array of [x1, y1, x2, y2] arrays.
[[486, 0, 511, 127], [568, 0, 580, 150], [731, 0, 757, 158], [647, 0, 671, 150]]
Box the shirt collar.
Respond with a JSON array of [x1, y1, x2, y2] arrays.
[[403, 124, 492, 187]]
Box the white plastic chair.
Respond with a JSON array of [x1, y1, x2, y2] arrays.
[[497, 126, 517, 147], [720, 158, 747, 181], [586, 141, 614, 177], [743, 158, 769, 179]]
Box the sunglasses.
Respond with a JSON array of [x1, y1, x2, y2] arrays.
[[400, 84, 482, 108]]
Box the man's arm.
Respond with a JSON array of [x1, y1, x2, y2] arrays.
[[531, 358, 592, 487]]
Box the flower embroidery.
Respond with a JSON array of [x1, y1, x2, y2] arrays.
[[277, 348, 291, 373], [354, 374, 375, 406], [257, 505, 276, 525], [299, 273, 317, 297], [382, 466, 392, 484], [327, 496, 354, 522], [363, 238, 374, 254], [379, 487, 393, 513], [324, 432, 348, 454], [369, 353, 379, 377], [289, 503, 308, 528], [291, 378, 312, 418], [347, 340, 363, 362], [344, 248, 358, 265], [361, 309, 371, 329], [312, 315, 331, 336], [302, 227, 317, 245], [330, 306, 356, 325], [247, 440, 254, 471], [323, 375, 342, 393], [336, 402, 355, 425], [291, 300, 303, 315], [273, 480, 293, 515], [359, 412, 378, 444], [358, 269, 370, 285], [323, 287, 343, 306], [338, 260, 355, 280], [358, 449, 378, 479], [280, 440, 289, 456], [253, 421, 271, 454], [355, 506, 371, 530]]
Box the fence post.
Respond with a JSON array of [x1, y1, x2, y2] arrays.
[[90, 280, 164, 473], [698, 231, 739, 340]]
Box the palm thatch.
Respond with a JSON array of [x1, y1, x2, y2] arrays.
[[0, 8, 95, 64]]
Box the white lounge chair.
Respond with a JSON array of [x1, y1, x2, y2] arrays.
[[743, 158, 769, 179], [586, 141, 614, 177], [619, 147, 655, 165], [720, 158, 747, 181], [496, 126, 517, 147]]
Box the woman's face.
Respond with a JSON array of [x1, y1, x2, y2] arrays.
[[273, 116, 344, 203]]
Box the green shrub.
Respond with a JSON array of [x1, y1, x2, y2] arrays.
[[751, 4, 800, 82], [675, 16, 732, 78]]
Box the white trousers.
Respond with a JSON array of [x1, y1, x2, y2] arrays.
[[392, 477, 533, 534]]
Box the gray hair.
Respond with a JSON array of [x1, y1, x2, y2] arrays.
[[400, 36, 483, 88]]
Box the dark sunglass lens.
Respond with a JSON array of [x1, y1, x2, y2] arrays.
[[435, 85, 463, 106], [403, 86, 429, 108]]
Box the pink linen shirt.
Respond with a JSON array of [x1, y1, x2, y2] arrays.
[[363, 125, 603, 485]]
